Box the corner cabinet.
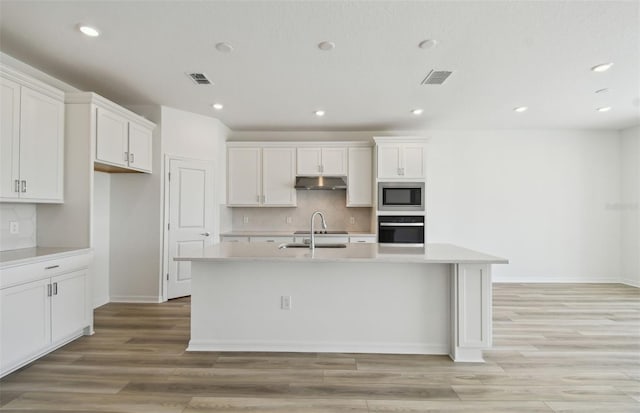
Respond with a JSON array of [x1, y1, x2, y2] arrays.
[[0, 65, 65, 203], [66, 93, 154, 173], [227, 145, 296, 207], [0, 249, 93, 378], [374, 138, 427, 179]]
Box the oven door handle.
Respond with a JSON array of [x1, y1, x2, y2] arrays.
[[379, 222, 424, 227]]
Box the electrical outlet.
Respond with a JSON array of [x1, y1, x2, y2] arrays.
[[349, 216, 355, 225], [9, 221, 19, 234], [243, 216, 249, 224], [286, 216, 292, 224], [281, 295, 292, 310]]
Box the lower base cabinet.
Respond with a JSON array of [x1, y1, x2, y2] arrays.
[[0, 251, 91, 378]]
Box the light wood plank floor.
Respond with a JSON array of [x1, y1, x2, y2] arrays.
[[1, 283, 638, 412]]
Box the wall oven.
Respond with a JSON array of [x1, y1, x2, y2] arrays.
[[378, 216, 425, 246], [378, 182, 425, 211]]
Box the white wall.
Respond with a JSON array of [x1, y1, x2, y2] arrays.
[[92, 172, 110, 307], [426, 130, 621, 283], [161, 106, 230, 237], [621, 126, 640, 287]]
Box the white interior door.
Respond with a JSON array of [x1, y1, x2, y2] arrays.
[[167, 158, 215, 299]]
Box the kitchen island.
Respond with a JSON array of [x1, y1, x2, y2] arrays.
[[175, 243, 507, 362]]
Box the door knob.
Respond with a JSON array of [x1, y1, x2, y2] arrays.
[[201, 232, 211, 237]]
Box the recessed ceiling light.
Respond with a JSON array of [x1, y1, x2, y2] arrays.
[[317, 41, 335, 51], [314, 110, 326, 117], [418, 39, 438, 49], [212, 103, 223, 110], [513, 106, 528, 113], [597, 106, 612, 112], [411, 108, 424, 115], [595, 88, 609, 94], [78, 24, 100, 37], [215, 42, 233, 53], [591, 62, 614, 72]]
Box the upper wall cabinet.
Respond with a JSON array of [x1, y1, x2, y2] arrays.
[[227, 145, 296, 207], [1, 65, 65, 203], [66, 93, 154, 174], [375, 138, 427, 180], [297, 147, 347, 176], [347, 147, 373, 207]]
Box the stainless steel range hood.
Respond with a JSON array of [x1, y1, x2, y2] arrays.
[[294, 176, 347, 190]]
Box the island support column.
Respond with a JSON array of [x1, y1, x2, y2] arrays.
[[450, 263, 492, 362]]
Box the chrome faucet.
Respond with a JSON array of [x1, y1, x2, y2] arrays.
[[310, 211, 327, 250]]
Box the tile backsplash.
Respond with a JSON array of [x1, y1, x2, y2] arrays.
[[0, 203, 37, 251], [231, 190, 372, 232]]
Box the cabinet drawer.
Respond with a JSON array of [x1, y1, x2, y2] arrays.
[[349, 236, 376, 244], [221, 236, 250, 243], [0, 252, 91, 289], [294, 236, 349, 244], [249, 236, 294, 243]]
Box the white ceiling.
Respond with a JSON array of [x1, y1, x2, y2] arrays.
[[0, 1, 638, 131]]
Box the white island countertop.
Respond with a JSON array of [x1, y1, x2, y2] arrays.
[[175, 242, 508, 264]]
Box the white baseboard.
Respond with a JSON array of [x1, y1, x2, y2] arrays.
[[622, 278, 640, 288], [109, 295, 163, 303], [187, 339, 449, 355], [93, 295, 110, 309], [493, 276, 620, 284]]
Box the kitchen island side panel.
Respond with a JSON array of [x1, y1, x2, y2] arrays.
[[189, 261, 450, 354]]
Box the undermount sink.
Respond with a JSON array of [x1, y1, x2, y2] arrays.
[[278, 243, 347, 249]]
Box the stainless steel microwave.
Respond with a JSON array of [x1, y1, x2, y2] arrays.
[[378, 182, 425, 211]]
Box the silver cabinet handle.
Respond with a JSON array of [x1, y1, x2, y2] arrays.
[[47, 284, 52, 297], [14, 179, 19, 193], [200, 232, 211, 237], [379, 222, 424, 227], [130, 153, 134, 163], [124, 151, 129, 162], [266, 239, 275, 242], [45, 265, 60, 270], [21, 180, 26, 192], [53, 282, 58, 295]]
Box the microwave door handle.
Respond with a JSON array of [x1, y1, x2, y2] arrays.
[[379, 222, 424, 227]]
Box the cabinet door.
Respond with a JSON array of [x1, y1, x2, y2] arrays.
[[0, 278, 51, 373], [347, 147, 372, 206], [402, 145, 425, 178], [96, 107, 128, 167], [321, 148, 347, 175], [296, 148, 322, 175], [18, 86, 64, 201], [0, 77, 20, 200], [127, 122, 153, 173], [51, 270, 87, 344], [377, 145, 402, 179], [227, 147, 261, 206], [262, 147, 296, 206]]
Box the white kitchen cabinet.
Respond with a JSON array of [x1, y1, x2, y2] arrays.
[[0, 250, 92, 378], [296, 147, 347, 176], [1, 66, 64, 203], [376, 142, 426, 179], [227, 146, 296, 207], [66, 92, 155, 174], [349, 235, 376, 243], [221, 235, 250, 243], [294, 235, 349, 245], [347, 147, 373, 206], [249, 236, 294, 243], [95, 106, 153, 173]]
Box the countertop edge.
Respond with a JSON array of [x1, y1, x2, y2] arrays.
[[0, 247, 93, 268]]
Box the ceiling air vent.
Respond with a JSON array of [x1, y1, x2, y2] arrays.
[[187, 72, 212, 85], [421, 70, 452, 85]]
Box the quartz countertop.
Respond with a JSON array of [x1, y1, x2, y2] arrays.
[[175, 242, 507, 264], [0, 247, 91, 267]]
